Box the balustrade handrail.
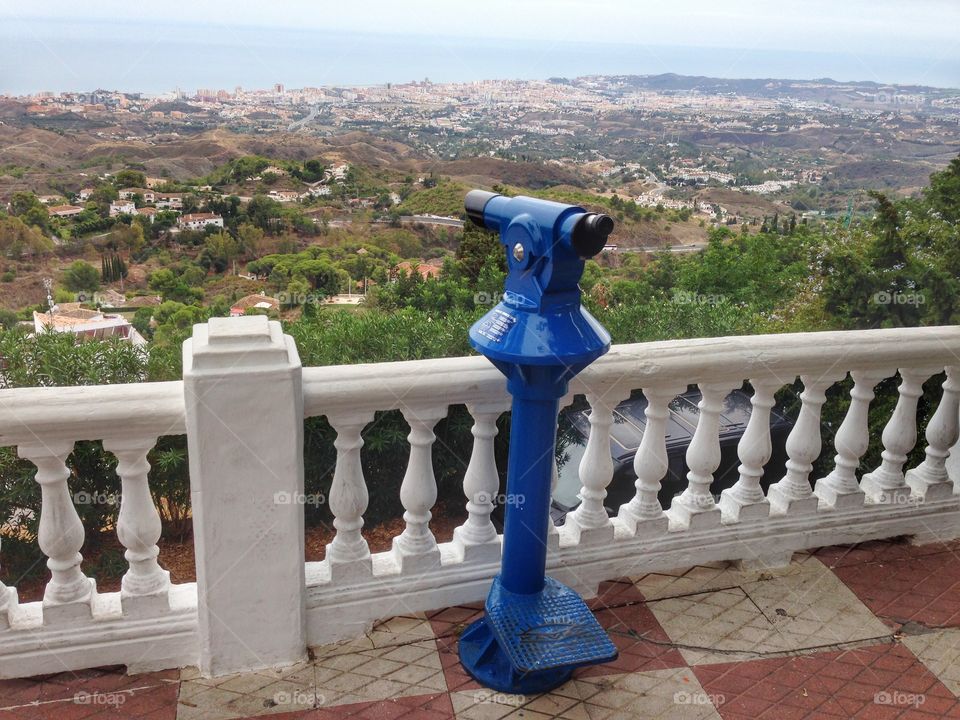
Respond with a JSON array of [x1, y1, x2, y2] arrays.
[[0, 380, 185, 446], [302, 326, 960, 417]]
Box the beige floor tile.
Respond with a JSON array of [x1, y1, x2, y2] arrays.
[[649, 558, 890, 665], [501, 668, 723, 720], [649, 587, 788, 664], [903, 628, 960, 696], [634, 560, 802, 601]]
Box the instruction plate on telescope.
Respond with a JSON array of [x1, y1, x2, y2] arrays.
[[474, 308, 516, 344]]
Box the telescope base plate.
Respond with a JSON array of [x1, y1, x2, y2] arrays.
[[458, 576, 617, 694]]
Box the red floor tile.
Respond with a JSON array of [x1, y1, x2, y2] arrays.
[[578, 590, 687, 678], [0, 667, 178, 720], [694, 642, 960, 719], [427, 603, 485, 693], [814, 538, 960, 568], [821, 543, 960, 628]]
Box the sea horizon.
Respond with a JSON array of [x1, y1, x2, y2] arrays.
[[1, 20, 957, 96]]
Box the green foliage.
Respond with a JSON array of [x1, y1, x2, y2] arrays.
[[113, 169, 147, 188], [397, 179, 471, 217], [62, 260, 101, 292], [0, 215, 54, 256]]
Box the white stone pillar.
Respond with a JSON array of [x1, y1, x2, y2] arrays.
[[814, 370, 889, 509], [392, 405, 447, 573], [325, 410, 375, 583], [861, 367, 936, 504], [906, 367, 960, 501], [719, 379, 780, 522], [768, 374, 842, 515], [103, 436, 171, 616], [18, 440, 96, 624], [619, 384, 685, 536], [564, 389, 630, 544], [183, 316, 306, 677], [669, 383, 734, 529], [452, 402, 507, 563], [0, 536, 17, 629]]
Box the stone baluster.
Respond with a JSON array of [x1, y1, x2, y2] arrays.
[[392, 405, 447, 573], [719, 379, 781, 522], [18, 441, 95, 624], [103, 437, 170, 616], [906, 367, 960, 501], [814, 370, 891, 509], [452, 402, 507, 563], [669, 383, 733, 529], [768, 374, 841, 514], [565, 390, 629, 544], [861, 368, 936, 503], [547, 395, 575, 551], [948, 431, 960, 488], [325, 411, 375, 581], [547, 459, 560, 551], [619, 384, 685, 535], [0, 535, 16, 629]]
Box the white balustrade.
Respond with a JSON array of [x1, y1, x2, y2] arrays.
[[619, 384, 686, 535], [719, 379, 780, 521], [392, 405, 447, 572], [17, 441, 96, 623], [906, 367, 960, 501], [669, 383, 734, 529], [564, 390, 630, 544], [861, 368, 937, 503], [814, 370, 891, 509], [103, 437, 170, 615], [5, 322, 960, 681], [452, 402, 507, 563], [768, 374, 841, 514], [325, 411, 376, 581]]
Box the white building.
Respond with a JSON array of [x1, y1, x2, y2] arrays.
[[109, 200, 136, 216], [178, 212, 224, 231], [33, 305, 146, 346]]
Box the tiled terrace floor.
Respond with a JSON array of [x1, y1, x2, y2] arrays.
[[5, 538, 960, 719]]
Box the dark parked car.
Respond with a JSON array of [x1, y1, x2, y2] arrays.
[[550, 387, 795, 524]]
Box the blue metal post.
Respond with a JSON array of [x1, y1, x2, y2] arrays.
[[458, 190, 618, 694]]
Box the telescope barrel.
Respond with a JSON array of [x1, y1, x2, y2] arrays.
[[463, 190, 614, 259]]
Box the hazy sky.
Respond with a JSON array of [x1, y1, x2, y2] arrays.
[[3, 0, 958, 58], [1, 1, 957, 93]]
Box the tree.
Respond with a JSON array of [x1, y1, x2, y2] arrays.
[[237, 223, 265, 258], [114, 170, 146, 188], [0, 216, 53, 257], [62, 261, 101, 293], [9, 191, 43, 218]]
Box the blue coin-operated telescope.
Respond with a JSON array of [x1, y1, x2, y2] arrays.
[[458, 190, 618, 693]]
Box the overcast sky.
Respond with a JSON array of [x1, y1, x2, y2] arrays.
[[2, 0, 959, 58]]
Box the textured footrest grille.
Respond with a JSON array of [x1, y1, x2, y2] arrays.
[[485, 576, 617, 673]]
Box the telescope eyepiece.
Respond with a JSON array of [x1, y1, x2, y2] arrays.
[[571, 213, 614, 258]]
